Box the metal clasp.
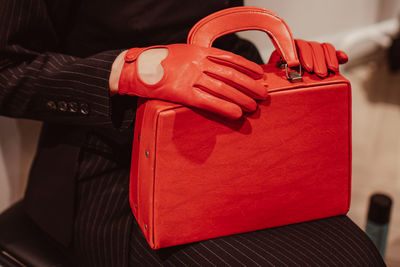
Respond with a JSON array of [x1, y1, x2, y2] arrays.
[[284, 64, 302, 83]]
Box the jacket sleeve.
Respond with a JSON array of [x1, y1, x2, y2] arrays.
[[0, 0, 136, 129]]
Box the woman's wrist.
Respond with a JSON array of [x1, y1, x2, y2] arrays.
[[109, 50, 127, 96]]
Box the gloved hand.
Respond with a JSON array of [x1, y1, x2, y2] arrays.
[[268, 39, 348, 78], [118, 44, 268, 119]]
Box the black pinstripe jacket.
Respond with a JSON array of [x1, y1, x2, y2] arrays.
[[0, 2, 390, 267], [0, 0, 254, 247]]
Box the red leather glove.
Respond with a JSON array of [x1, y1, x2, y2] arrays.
[[118, 44, 267, 119], [268, 39, 348, 78]]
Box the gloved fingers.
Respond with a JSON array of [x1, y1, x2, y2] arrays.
[[295, 39, 314, 72], [204, 63, 268, 100], [322, 43, 339, 72], [194, 74, 258, 112], [309, 41, 328, 77], [336, 50, 349, 64], [191, 87, 243, 119], [207, 50, 264, 79], [267, 50, 281, 65]]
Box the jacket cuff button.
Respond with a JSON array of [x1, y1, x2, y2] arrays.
[[57, 101, 67, 112], [68, 102, 78, 113], [46, 100, 57, 110], [80, 103, 89, 115]]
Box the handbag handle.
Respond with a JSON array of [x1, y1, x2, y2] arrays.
[[187, 6, 300, 68]]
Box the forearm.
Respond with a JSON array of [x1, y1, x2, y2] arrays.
[[109, 50, 127, 96], [0, 46, 126, 126], [0, 0, 136, 129]]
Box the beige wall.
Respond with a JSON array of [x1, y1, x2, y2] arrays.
[[240, 0, 400, 62], [0, 118, 41, 212]]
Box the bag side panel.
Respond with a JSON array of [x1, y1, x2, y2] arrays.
[[130, 100, 181, 249]]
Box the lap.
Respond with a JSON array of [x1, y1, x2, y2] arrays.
[[74, 172, 384, 267], [73, 139, 384, 267], [129, 215, 385, 267]]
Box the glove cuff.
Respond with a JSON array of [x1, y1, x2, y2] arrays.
[[118, 46, 170, 96], [118, 47, 146, 95]]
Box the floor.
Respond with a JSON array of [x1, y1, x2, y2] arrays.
[[344, 49, 400, 266]]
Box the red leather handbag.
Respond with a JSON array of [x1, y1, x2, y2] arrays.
[[129, 7, 351, 249]]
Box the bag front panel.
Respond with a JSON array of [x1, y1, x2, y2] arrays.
[[152, 82, 351, 248]]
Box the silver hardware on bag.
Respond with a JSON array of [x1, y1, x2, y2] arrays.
[[145, 151, 150, 158], [284, 63, 302, 83]]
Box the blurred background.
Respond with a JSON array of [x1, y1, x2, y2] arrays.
[[1, 0, 399, 265]]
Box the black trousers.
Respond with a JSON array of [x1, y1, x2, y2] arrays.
[[72, 133, 385, 267]]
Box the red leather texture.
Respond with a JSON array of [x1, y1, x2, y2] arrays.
[[129, 7, 352, 249], [268, 40, 348, 77], [187, 6, 299, 67], [118, 44, 267, 119], [295, 40, 349, 77]]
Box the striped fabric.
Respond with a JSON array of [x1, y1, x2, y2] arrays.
[[0, 0, 386, 266], [0, 0, 133, 128], [129, 215, 386, 267], [0, 0, 136, 247], [74, 133, 385, 267], [74, 140, 132, 266]]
